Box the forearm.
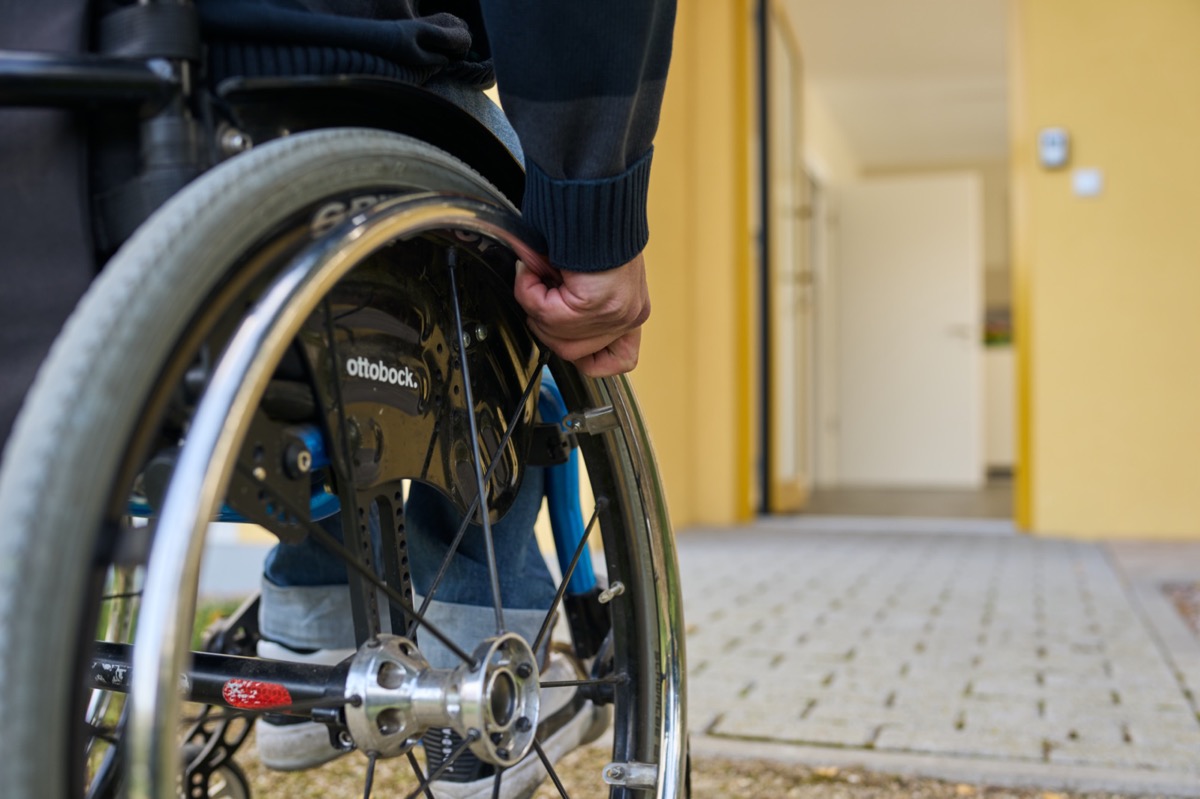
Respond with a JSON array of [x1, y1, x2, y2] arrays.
[[479, 0, 676, 271]]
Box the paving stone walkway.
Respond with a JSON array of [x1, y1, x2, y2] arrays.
[[678, 521, 1200, 781]]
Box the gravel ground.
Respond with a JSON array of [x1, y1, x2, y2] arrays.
[[236, 740, 1181, 799]]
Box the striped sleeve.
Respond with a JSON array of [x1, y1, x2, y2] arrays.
[[479, 1, 676, 271]]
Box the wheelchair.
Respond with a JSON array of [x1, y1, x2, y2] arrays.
[[0, 4, 687, 797]]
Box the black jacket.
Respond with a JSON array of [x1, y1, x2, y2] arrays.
[[198, 0, 677, 271]]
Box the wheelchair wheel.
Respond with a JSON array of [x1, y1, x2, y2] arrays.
[[0, 129, 686, 798]]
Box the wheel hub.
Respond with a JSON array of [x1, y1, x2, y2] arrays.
[[343, 633, 540, 765]]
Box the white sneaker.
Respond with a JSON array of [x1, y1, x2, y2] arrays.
[[253, 640, 355, 771]]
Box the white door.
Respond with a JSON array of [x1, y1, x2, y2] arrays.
[[836, 173, 983, 487]]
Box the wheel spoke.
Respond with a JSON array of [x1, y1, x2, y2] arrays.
[[402, 730, 479, 799], [532, 738, 573, 799], [408, 349, 550, 638], [446, 248, 505, 634], [405, 751, 438, 799], [84, 722, 120, 745], [100, 590, 143, 602], [532, 499, 605, 656], [244, 466, 475, 664], [539, 675, 625, 690], [491, 768, 504, 799], [85, 741, 123, 799], [363, 752, 379, 799]]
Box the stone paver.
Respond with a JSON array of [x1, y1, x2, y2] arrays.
[[679, 523, 1200, 778]]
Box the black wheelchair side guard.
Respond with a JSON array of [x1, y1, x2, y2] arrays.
[[218, 76, 525, 207]]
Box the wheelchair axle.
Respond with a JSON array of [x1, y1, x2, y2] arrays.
[[91, 641, 345, 715], [89, 632, 542, 767]]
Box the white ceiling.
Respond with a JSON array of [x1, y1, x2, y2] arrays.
[[786, 0, 1010, 169]]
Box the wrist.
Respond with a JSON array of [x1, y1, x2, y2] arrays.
[[521, 148, 653, 272]]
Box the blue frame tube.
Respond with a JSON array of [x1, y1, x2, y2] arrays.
[[538, 370, 597, 596]]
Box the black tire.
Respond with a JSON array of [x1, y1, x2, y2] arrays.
[[0, 128, 686, 798]]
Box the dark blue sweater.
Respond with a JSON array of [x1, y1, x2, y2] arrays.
[[197, 0, 676, 272]]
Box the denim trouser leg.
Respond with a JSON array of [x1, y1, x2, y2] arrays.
[[257, 81, 551, 664], [406, 472, 555, 610], [262, 512, 349, 587], [259, 468, 556, 665]]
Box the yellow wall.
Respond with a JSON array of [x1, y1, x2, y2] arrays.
[[1012, 0, 1200, 538], [631, 0, 758, 529]]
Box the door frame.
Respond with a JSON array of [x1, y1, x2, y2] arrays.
[[758, 0, 813, 512]]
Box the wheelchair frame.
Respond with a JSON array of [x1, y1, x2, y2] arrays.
[[0, 4, 687, 798]]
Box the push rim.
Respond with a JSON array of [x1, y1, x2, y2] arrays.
[[101, 191, 684, 798]]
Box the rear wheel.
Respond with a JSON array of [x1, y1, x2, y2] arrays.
[[0, 129, 686, 798]]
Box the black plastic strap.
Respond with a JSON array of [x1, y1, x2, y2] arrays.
[[99, 4, 202, 60]]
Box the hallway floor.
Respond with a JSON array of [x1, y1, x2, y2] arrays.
[[803, 480, 1014, 520]]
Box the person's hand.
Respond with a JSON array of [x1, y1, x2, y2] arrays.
[[513, 253, 651, 377]]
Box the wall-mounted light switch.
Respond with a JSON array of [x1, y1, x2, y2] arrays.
[[1072, 168, 1103, 197], [1038, 127, 1070, 169]]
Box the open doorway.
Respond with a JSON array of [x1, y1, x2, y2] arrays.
[[783, 0, 1013, 521]]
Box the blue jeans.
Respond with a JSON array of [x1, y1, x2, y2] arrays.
[[262, 472, 556, 610], [258, 82, 554, 665]]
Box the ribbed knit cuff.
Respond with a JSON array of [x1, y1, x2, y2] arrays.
[[521, 147, 653, 272]]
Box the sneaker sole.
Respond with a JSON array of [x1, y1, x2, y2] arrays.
[[254, 717, 345, 772], [429, 700, 607, 799], [254, 639, 353, 771]]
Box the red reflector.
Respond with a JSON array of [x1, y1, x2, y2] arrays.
[[222, 679, 292, 709]]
